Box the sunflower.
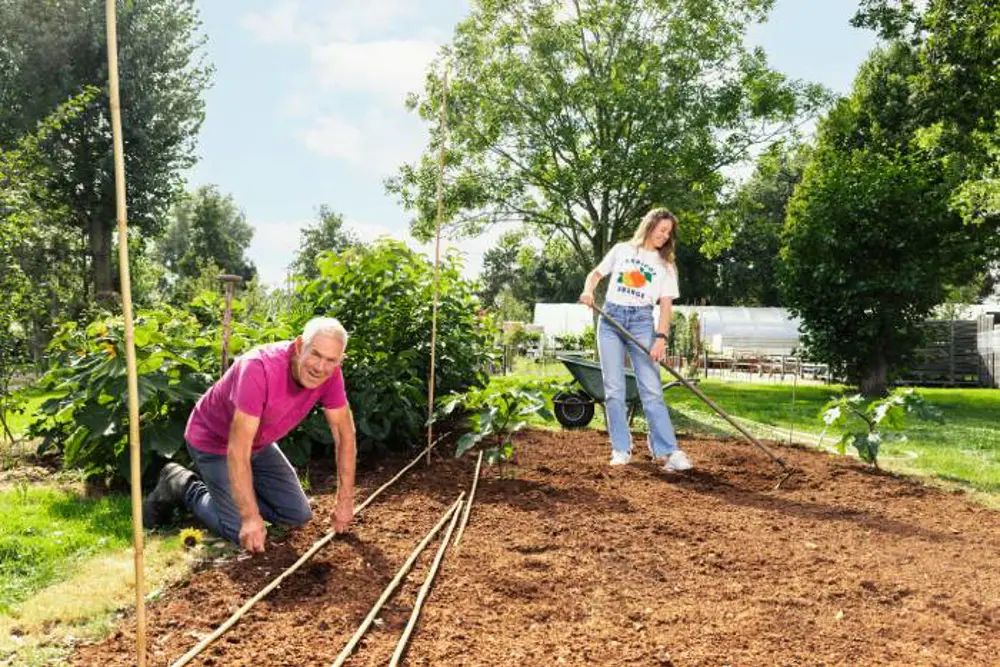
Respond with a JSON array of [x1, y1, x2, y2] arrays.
[[179, 527, 204, 549]]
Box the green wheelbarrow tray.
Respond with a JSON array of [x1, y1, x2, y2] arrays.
[[552, 354, 694, 429]]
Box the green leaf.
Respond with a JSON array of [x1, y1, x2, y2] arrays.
[[455, 432, 481, 458]]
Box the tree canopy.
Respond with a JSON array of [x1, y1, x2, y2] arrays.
[[390, 0, 829, 304], [290, 206, 361, 282], [779, 45, 995, 395], [0, 0, 212, 301]]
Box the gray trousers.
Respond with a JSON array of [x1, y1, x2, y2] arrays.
[[184, 442, 313, 544]]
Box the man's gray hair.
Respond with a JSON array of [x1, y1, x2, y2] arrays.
[[302, 317, 348, 349]]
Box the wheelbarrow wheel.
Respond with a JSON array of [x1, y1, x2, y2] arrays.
[[553, 391, 595, 429]]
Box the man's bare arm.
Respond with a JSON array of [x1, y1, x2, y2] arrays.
[[228, 409, 265, 551], [324, 405, 356, 531]]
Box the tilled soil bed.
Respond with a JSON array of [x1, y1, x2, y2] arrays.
[[74, 429, 1000, 666]]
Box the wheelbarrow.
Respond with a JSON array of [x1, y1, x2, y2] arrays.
[[552, 354, 692, 428]]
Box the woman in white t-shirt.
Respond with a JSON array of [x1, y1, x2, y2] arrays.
[[579, 208, 692, 471]]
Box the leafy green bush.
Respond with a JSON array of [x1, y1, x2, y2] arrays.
[[820, 388, 943, 466], [294, 239, 492, 459], [26, 307, 217, 483]]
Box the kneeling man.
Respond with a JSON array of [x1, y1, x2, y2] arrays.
[[143, 317, 356, 553]]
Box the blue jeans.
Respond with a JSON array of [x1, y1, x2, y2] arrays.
[[184, 442, 313, 544], [598, 303, 679, 457]]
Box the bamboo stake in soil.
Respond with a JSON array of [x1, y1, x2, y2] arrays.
[[388, 494, 464, 667], [171, 433, 451, 667], [453, 450, 483, 548], [105, 1, 146, 663], [426, 66, 449, 467], [331, 495, 465, 667]]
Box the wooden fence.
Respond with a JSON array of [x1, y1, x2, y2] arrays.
[[899, 320, 981, 386]]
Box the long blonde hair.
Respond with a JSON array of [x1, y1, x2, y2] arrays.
[[630, 207, 678, 265]]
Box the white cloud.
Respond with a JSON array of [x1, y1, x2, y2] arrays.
[[248, 218, 311, 287], [240, 2, 300, 44], [310, 39, 439, 101], [298, 107, 426, 174], [318, 0, 417, 42]]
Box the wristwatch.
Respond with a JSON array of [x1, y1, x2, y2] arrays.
[[654, 332, 667, 341]]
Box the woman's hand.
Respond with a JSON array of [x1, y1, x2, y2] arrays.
[[579, 292, 594, 307], [649, 338, 666, 363]]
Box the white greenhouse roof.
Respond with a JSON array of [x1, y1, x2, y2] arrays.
[[532, 303, 803, 355]]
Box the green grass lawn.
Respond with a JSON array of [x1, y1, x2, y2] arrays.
[[0, 485, 133, 615], [497, 358, 1000, 496]]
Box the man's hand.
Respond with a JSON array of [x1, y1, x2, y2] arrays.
[[333, 494, 354, 533], [579, 292, 594, 307], [650, 338, 666, 363], [239, 514, 266, 553]]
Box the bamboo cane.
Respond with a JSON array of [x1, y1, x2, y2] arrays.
[[104, 2, 146, 664], [388, 495, 464, 667], [452, 449, 482, 548], [331, 495, 464, 667], [170, 432, 451, 667], [426, 66, 450, 466]]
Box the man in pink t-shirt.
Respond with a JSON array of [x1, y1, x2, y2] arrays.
[[143, 317, 356, 553]]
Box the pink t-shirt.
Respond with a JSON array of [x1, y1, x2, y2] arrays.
[[185, 341, 348, 455]]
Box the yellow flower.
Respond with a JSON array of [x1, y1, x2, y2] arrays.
[[102, 343, 117, 358], [179, 527, 204, 549]]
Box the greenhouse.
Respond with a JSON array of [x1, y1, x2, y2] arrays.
[[533, 303, 802, 356]]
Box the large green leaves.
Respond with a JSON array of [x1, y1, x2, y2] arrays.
[[294, 239, 493, 455], [25, 307, 216, 483]]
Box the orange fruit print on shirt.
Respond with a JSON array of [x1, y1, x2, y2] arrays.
[[622, 270, 646, 288]]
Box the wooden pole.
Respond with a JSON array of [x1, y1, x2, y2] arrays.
[[331, 495, 464, 667], [218, 274, 242, 371], [105, 1, 146, 663], [426, 66, 449, 466], [388, 495, 464, 667]]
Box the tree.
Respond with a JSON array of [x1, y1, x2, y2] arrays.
[[708, 140, 808, 306], [779, 45, 994, 396], [157, 186, 256, 278], [853, 0, 1000, 232], [0, 0, 212, 302], [478, 230, 526, 308], [479, 230, 589, 309], [389, 0, 829, 306], [0, 91, 96, 363], [290, 205, 360, 281]]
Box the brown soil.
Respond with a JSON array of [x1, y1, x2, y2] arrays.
[[73, 429, 1000, 666]]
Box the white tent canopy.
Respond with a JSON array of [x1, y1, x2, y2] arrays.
[[533, 303, 803, 356]]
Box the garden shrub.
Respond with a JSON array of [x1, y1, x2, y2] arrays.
[[292, 239, 493, 460]]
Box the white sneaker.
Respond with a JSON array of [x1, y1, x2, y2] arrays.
[[609, 450, 632, 466], [664, 450, 693, 472]]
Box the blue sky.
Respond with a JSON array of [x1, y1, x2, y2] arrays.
[[186, 0, 878, 287]]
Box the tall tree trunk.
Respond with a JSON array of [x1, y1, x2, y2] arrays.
[[860, 354, 888, 397], [88, 214, 115, 301]]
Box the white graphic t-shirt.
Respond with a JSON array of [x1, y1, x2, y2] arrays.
[[597, 242, 680, 307]]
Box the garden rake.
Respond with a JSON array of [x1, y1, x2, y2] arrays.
[[589, 303, 796, 489]]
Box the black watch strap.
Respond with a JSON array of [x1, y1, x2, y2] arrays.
[[654, 332, 668, 340]]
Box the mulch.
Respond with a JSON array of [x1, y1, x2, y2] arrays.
[[72, 428, 1000, 666]]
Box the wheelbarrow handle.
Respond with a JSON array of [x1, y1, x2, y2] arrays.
[[588, 303, 790, 474]]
